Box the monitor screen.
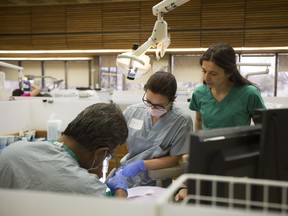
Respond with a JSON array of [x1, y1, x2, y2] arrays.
[[258, 108, 288, 181], [187, 108, 288, 209], [188, 125, 261, 177], [256, 108, 288, 206], [187, 125, 262, 206]]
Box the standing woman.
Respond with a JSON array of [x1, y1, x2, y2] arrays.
[[190, 43, 266, 131], [174, 43, 267, 201]]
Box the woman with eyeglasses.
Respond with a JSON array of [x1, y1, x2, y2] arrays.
[[113, 71, 193, 188]]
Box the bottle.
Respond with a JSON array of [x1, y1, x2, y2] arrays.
[[47, 119, 62, 141]]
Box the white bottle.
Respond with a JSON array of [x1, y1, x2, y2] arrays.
[[47, 119, 62, 141]]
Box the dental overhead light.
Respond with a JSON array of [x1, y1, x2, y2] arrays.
[[116, 0, 190, 80]]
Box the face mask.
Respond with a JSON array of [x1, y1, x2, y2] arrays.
[[146, 106, 167, 117]]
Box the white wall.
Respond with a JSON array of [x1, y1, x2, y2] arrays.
[[1, 96, 287, 136], [0, 100, 31, 135], [0, 98, 98, 135]]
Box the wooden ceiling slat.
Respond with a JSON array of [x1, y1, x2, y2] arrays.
[[32, 35, 67, 49], [66, 5, 102, 32], [165, 1, 201, 30], [169, 32, 201, 48], [0, 0, 287, 51], [102, 2, 141, 31], [0, 7, 31, 34], [246, 0, 288, 27], [140, 1, 157, 30], [66, 34, 102, 49], [102, 33, 140, 49], [202, 0, 245, 29], [245, 29, 288, 47], [201, 30, 245, 47], [31, 6, 66, 33], [0, 36, 32, 49]]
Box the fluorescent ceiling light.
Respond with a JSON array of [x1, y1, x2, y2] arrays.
[[0, 47, 287, 55], [0, 57, 93, 61]]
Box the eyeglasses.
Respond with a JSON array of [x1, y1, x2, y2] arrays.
[[142, 92, 171, 111]]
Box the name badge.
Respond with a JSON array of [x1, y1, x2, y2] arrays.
[[129, 118, 143, 130]]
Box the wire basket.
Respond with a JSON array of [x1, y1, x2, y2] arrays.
[[158, 174, 288, 215]]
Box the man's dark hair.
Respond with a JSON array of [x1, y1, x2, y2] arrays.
[[63, 103, 128, 151]]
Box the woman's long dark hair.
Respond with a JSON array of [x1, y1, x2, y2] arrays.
[[200, 43, 259, 88]]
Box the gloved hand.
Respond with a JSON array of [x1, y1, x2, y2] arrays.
[[24, 80, 31, 87], [106, 172, 128, 195], [121, 160, 146, 177]]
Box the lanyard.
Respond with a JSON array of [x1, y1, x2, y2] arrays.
[[53, 141, 80, 165]]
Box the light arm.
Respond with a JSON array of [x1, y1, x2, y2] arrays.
[[152, 0, 190, 16], [144, 155, 181, 170], [116, 0, 191, 80], [116, 14, 169, 80]]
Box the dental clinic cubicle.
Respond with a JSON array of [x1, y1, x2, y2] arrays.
[[1, 91, 288, 216]]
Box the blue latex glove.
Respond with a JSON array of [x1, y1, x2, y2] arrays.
[[24, 80, 31, 87], [106, 172, 128, 195], [121, 160, 146, 177]]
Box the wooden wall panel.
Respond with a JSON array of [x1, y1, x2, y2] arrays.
[[30, 6, 67, 49], [66, 34, 103, 49], [0, 7, 31, 34], [0, 0, 287, 51], [166, 1, 201, 48], [0, 36, 32, 50], [245, 0, 288, 47], [0, 7, 32, 49], [201, 0, 245, 29], [32, 35, 67, 49], [166, 0, 201, 30], [140, 1, 157, 44], [245, 0, 288, 27], [245, 29, 288, 47], [31, 6, 66, 33], [102, 2, 141, 31], [201, 30, 244, 47], [66, 5, 102, 32], [102, 33, 140, 49], [170, 32, 201, 48], [101, 2, 141, 48], [201, 0, 245, 46], [66, 5, 102, 49]]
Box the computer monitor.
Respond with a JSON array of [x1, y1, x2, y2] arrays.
[[187, 108, 288, 209], [258, 108, 288, 181], [187, 125, 262, 206], [188, 125, 261, 177], [256, 108, 288, 206]]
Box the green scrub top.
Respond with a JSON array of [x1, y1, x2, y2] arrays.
[[189, 84, 266, 130]]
